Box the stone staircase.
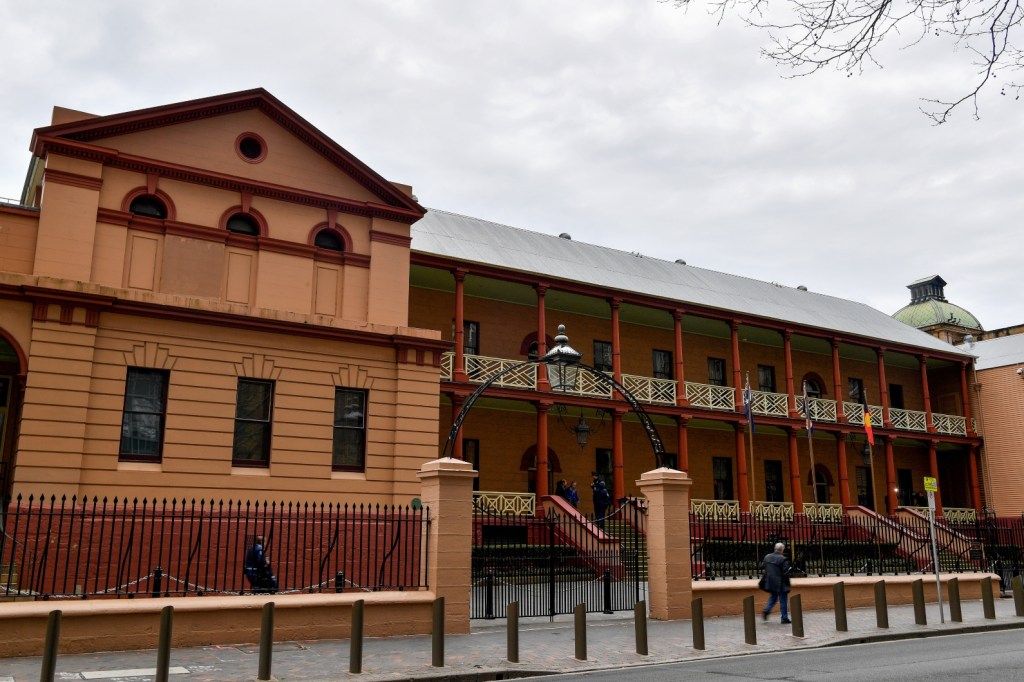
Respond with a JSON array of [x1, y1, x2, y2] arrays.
[[604, 520, 648, 580]]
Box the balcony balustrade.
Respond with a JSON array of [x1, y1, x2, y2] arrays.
[[473, 491, 536, 515], [750, 389, 789, 417], [889, 407, 928, 432], [750, 500, 794, 522], [690, 499, 740, 521], [802, 503, 844, 523], [800, 396, 837, 423], [441, 353, 974, 438], [685, 382, 736, 411]]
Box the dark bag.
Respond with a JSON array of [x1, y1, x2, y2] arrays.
[[758, 574, 769, 592]]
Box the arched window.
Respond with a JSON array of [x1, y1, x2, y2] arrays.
[[314, 230, 344, 251], [804, 378, 823, 398], [226, 213, 260, 236], [129, 195, 168, 219]]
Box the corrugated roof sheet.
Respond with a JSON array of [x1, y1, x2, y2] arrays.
[[968, 335, 1024, 370], [411, 209, 971, 358]]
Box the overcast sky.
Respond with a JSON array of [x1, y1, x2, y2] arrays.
[[2, 1, 1020, 332]]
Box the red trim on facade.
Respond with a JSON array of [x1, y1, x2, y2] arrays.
[[0, 204, 40, 218], [32, 302, 48, 322], [166, 220, 229, 242], [121, 187, 178, 221], [59, 305, 74, 325], [218, 206, 269, 238], [369, 231, 412, 247], [29, 89, 424, 214], [307, 223, 353, 251], [235, 132, 268, 164], [42, 168, 102, 191]]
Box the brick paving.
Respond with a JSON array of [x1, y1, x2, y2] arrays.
[[2, 597, 1022, 681]]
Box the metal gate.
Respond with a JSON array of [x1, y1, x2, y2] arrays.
[[471, 499, 646, 619]]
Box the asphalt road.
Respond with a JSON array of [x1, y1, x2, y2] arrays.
[[540, 629, 1024, 681]]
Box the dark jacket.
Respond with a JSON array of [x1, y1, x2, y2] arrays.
[[762, 551, 791, 593]]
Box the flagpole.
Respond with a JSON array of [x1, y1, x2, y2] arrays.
[[804, 382, 819, 509], [745, 372, 757, 506]]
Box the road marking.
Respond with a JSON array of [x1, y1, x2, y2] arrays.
[[81, 667, 189, 679]]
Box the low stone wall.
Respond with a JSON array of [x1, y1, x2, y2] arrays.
[[693, 572, 1000, 616], [0, 591, 436, 658]]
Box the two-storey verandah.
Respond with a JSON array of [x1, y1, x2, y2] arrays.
[[410, 239, 982, 521]]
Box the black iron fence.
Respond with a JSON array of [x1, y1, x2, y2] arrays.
[[0, 495, 429, 599], [471, 499, 646, 619], [689, 512, 1024, 580]]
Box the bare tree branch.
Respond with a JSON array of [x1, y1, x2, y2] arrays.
[[663, 0, 1024, 121]]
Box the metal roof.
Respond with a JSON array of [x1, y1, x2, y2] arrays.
[[411, 209, 971, 357], [967, 334, 1024, 370]]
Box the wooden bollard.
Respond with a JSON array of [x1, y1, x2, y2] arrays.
[[912, 579, 927, 625], [743, 595, 757, 645], [982, 577, 996, 620], [1013, 575, 1024, 617], [790, 594, 804, 638], [432, 597, 445, 667], [40, 609, 62, 682], [692, 598, 705, 650], [634, 600, 648, 655], [156, 605, 174, 682], [507, 601, 519, 663], [257, 602, 274, 681], [834, 581, 848, 632], [948, 577, 962, 623], [574, 603, 587, 661], [350, 599, 364, 674], [874, 580, 889, 629]]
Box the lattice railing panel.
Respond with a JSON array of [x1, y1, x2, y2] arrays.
[[685, 382, 736, 411], [933, 413, 967, 436], [463, 355, 538, 389], [622, 374, 676, 405], [751, 390, 789, 417], [890, 407, 927, 432], [440, 352, 453, 381], [801, 397, 837, 423]]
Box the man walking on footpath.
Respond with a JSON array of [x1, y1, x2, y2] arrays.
[[761, 542, 791, 624]]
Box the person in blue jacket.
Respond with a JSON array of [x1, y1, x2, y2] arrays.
[[244, 535, 278, 594]]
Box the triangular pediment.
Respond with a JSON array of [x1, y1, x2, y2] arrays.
[[31, 88, 421, 215]]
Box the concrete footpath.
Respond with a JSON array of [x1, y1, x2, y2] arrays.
[[2, 596, 1023, 681]]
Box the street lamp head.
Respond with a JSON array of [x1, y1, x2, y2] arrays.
[[541, 324, 583, 392]]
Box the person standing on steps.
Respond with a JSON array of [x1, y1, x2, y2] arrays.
[[761, 542, 792, 624], [593, 479, 611, 529]]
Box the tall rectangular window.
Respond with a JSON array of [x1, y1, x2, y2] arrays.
[[708, 358, 726, 386], [848, 377, 865, 403], [713, 456, 734, 500], [593, 340, 613, 373], [757, 365, 776, 393], [333, 388, 367, 471], [233, 379, 274, 466], [652, 349, 673, 380], [463, 320, 480, 355], [889, 384, 905, 409], [764, 460, 784, 502], [119, 368, 169, 461]]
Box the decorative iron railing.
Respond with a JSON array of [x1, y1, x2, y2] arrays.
[[802, 503, 844, 523], [685, 382, 736, 411], [690, 499, 740, 521], [933, 413, 968, 436], [889, 408, 928, 432], [621, 374, 676, 405], [750, 501, 794, 522], [942, 507, 978, 524], [473, 491, 535, 515], [0, 495, 428, 599], [750, 390, 789, 417]]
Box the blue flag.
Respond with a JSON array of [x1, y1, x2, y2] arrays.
[[743, 373, 754, 428], [803, 381, 814, 435]]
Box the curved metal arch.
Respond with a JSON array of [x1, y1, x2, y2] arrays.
[[441, 360, 669, 468]]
